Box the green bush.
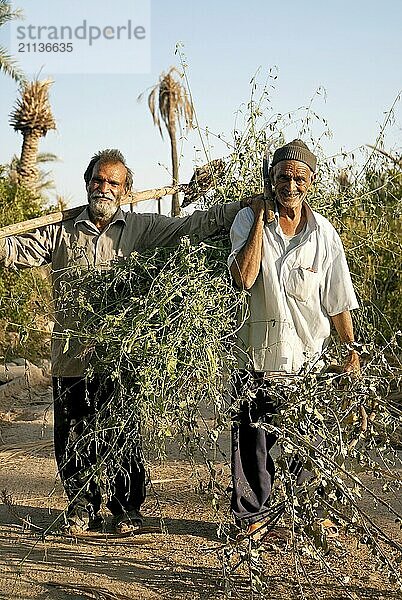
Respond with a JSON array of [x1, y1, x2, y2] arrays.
[[0, 168, 52, 362]]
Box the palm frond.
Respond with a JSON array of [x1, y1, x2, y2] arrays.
[[0, 0, 24, 27], [10, 79, 56, 134], [142, 66, 194, 139], [0, 46, 26, 84], [36, 152, 59, 164], [147, 85, 163, 137], [139, 66, 195, 214], [0, 1, 26, 83]]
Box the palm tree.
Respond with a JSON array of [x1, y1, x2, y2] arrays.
[[0, 1, 26, 84], [141, 67, 194, 216], [9, 79, 56, 191], [8, 151, 59, 197]]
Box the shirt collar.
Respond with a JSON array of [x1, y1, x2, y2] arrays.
[[74, 206, 127, 230], [302, 201, 318, 231]]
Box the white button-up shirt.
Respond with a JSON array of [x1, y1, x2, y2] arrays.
[[228, 203, 359, 374]]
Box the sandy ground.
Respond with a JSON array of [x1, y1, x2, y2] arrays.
[[0, 379, 401, 600]]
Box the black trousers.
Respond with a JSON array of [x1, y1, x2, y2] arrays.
[[231, 371, 305, 526], [53, 376, 146, 516]]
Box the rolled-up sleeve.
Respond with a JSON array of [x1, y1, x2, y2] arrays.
[[227, 207, 254, 267], [321, 235, 359, 316], [142, 202, 241, 249]]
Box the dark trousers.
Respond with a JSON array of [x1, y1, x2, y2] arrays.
[[53, 376, 146, 516], [231, 371, 305, 526]]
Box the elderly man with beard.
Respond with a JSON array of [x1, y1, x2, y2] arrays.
[[228, 140, 360, 537], [0, 148, 253, 534]]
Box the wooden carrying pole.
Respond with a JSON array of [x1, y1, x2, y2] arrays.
[[0, 185, 179, 239]]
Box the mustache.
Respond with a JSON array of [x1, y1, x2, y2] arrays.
[[90, 191, 115, 201]]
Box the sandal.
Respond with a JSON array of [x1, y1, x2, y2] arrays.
[[112, 509, 143, 534], [318, 518, 339, 538], [59, 508, 104, 535], [237, 521, 290, 543]]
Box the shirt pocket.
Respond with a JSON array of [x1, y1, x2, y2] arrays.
[[285, 266, 319, 303]]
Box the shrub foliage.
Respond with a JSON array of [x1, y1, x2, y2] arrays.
[[0, 168, 52, 361]]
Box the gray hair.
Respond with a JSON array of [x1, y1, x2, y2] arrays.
[[84, 149, 134, 192]]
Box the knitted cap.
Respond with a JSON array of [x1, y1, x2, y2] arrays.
[[271, 139, 317, 172]]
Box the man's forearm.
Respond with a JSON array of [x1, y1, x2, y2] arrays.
[[331, 311, 355, 343], [331, 310, 360, 373], [230, 213, 264, 289]]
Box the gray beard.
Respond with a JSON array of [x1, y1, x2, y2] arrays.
[[89, 197, 119, 221]]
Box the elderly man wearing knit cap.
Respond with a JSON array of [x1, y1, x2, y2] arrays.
[[228, 139, 360, 536]]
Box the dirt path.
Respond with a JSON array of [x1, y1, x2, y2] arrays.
[[0, 381, 401, 600]]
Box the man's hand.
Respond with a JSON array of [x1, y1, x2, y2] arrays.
[[249, 194, 265, 218], [240, 194, 274, 223], [240, 193, 264, 210], [343, 349, 361, 375], [331, 312, 360, 376]]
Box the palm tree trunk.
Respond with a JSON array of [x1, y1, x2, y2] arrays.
[[169, 120, 180, 217], [18, 130, 40, 191]]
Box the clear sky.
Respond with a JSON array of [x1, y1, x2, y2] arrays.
[[0, 0, 401, 212]]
